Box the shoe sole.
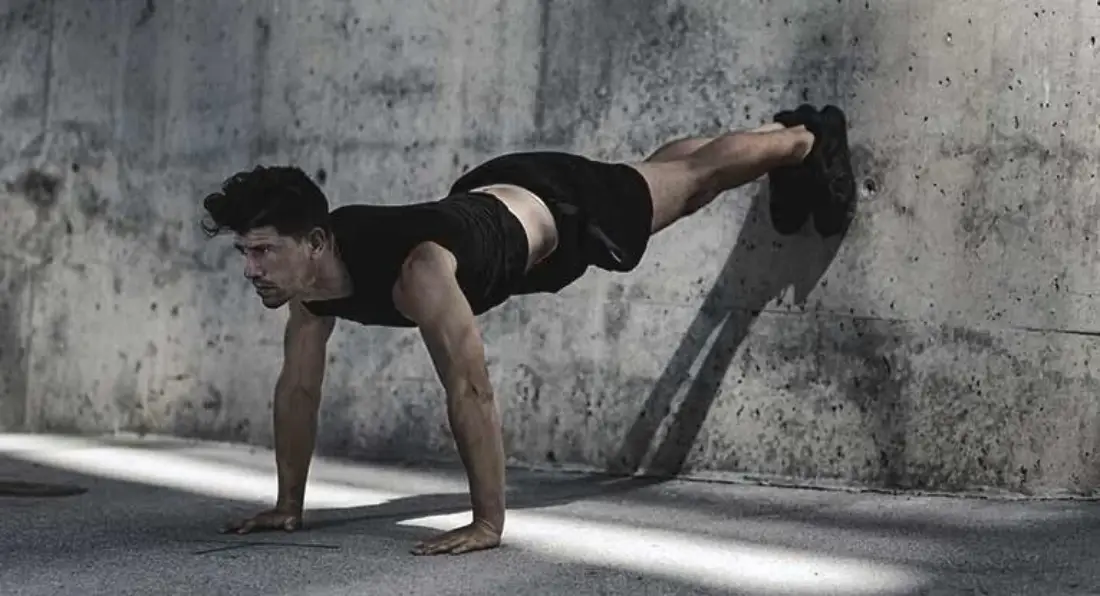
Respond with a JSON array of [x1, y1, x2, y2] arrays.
[[811, 105, 856, 237]]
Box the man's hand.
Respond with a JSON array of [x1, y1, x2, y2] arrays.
[[221, 507, 302, 534], [411, 519, 501, 556]]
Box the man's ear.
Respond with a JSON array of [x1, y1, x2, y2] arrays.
[[306, 228, 328, 254]]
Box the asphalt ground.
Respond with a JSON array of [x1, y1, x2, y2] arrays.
[[1, 433, 1097, 595]]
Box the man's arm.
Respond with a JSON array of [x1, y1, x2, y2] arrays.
[[393, 242, 506, 555], [224, 299, 335, 533], [274, 300, 336, 512]]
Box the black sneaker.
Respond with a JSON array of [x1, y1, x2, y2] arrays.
[[767, 104, 818, 235], [804, 105, 856, 237]]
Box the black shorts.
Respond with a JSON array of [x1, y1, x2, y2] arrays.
[[449, 151, 655, 294]]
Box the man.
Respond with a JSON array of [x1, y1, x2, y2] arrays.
[[203, 104, 855, 555]]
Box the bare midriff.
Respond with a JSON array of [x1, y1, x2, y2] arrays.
[[470, 184, 559, 271]]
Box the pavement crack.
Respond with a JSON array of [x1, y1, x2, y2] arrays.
[[191, 543, 254, 555], [181, 538, 341, 555]]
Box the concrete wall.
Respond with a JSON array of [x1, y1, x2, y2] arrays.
[[4, 0, 1100, 497]]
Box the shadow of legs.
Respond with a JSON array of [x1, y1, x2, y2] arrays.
[[611, 185, 844, 477]]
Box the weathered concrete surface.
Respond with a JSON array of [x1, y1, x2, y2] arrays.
[[3, 0, 1100, 496]]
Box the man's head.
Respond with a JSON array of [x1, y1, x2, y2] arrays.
[[202, 166, 333, 308]]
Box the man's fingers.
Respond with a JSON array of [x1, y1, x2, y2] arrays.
[[220, 512, 302, 536], [235, 519, 257, 534], [412, 526, 501, 556], [221, 519, 247, 534], [450, 536, 496, 555], [412, 535, 448, 555], [417, 541, 449, 555], [413, 536, 460, 556]]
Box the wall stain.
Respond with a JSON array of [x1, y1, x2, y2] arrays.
[[949, 131, 1085, 251], [249, 12, 272, 161], [602, 282, 629, 343], [202, 387, 223, 411], [7, 94, 35, 119], [533, 0, 677, 147], [75, 178, 108, 219], [0, 259, 29, 430], [135, 0, 155, 27]]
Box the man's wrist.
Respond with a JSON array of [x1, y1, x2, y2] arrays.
[[473, 513, 504, 535], [275, 497, 303, 513]]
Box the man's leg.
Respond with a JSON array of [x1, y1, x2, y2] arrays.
[[632, 123, 814, 233], [643, 122, 788, 164], [639, 123, 796, 232], [631, 106, 854, 236]]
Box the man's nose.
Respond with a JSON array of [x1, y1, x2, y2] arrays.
[[243, 259, 261, 279]]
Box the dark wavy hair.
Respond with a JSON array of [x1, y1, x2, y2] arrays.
[[201, 165, 330, 238]]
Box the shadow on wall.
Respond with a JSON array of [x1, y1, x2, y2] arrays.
[[609, 2, 880, 477], [611, 188, 846, 476]]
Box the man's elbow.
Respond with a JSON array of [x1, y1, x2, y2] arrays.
[[447, 371, 495, 406], [275, 374, 324, 402]]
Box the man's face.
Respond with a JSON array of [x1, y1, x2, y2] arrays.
[[234, 226, 317, 309]]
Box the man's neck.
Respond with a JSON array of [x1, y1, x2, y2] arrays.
[[306, 252, 353, 302]]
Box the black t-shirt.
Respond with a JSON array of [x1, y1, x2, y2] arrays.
[[302, 193, 529, 327]]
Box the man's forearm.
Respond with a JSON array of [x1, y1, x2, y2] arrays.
[[273, 377, 322, 511], [446, 376, 506, 532]]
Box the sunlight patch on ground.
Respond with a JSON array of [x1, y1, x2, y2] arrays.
[[2, 434, 928, 594], [0, 433, 401, 508], [400, 511, 925, 595]]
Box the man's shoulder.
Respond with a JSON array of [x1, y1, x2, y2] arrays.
[[327, 203, 370, 221], [327, 201, 421, 226], [326, 203, 385, 241]]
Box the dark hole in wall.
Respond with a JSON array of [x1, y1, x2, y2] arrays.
[[10, 169, 61, 210]]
